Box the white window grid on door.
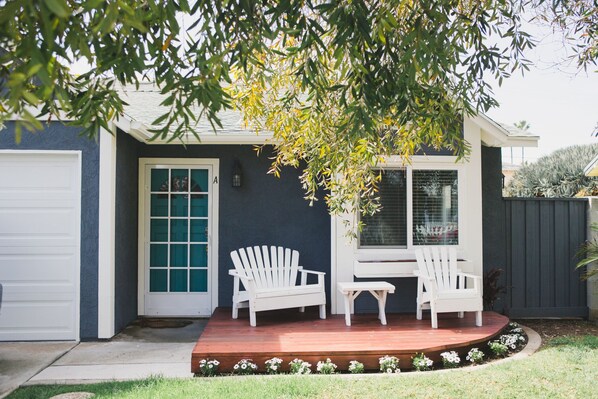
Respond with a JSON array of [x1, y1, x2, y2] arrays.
[[148, 166, 210, 293]]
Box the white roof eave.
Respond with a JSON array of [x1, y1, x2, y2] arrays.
[[472, 114, 539, 148], [112, 116, 275, 145]]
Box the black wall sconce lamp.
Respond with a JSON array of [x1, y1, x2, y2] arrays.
[[232, 160, 242, 187]]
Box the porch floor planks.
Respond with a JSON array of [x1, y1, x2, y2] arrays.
[[191, 308, 508, 373]]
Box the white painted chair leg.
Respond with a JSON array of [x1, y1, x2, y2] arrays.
[[299, 306, 305, 313], [475, 311, 483, 327], [431, 309, 438, 329], [458, 311, 464, 318], [249, 309, 257, 327], [232, 302, 239, 319], [416, 302, 422, 320], [319, 304, 326, 320]]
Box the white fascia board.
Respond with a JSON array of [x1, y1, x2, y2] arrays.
[[500, 136, 540, 148], [113, 119, 274, 145], [471, 114, 539, 148]]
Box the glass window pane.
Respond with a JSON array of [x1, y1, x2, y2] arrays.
[[190, 244, 208, 267], [190, 194, 208, 217], [151, 169, 169, 192], [171, 169, 189, 192], [150, 269, 167, 292], [413, 170, 458, 245], [171, 194, 189, 217], [170, 269, 188, 292], [170, 244, 188, 267], [191, 169, 208, 192], [150, 219, 168, 242], [360, 169, 407, 247], [190, 219, 208, 242], [150, 194, 168, 217], [190, 269, 208, 292], [170, 219, 188, 242], [150, 244, 167, 267]]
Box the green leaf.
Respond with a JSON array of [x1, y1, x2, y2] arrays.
[[44, 0, 71, 18], [22, 91, 41, 105]]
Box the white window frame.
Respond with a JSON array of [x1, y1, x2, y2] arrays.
[[356, 155, 465, 257]]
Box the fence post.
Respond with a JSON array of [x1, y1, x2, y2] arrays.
[[586, 197, 598, 322]]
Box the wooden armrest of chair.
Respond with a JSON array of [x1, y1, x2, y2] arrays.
[[457, 272, 481, 280], [298, 269, 326, 276], [228, 269, 253, 280], [298, 268, 325, 286]]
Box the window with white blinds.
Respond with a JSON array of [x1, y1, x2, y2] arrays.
[[412, 170, 458, 245], [359, 168, 459, 248], [359, 169, 407, 247]]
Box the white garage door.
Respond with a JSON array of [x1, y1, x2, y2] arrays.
[[0, 152, 80, 341]]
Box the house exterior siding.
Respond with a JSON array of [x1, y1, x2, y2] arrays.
[[114, 133, 331, 324], [114, 129, 141, 332], [481, 146, 507, 311], [0, 121, 100, 339]]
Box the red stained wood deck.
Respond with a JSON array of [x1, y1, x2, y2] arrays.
[[191, 308, 509, 373]]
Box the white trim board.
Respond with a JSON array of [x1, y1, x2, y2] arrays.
[[97, 126, 117, 338]]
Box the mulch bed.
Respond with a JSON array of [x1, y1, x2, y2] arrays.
[[515, 319, 598, 347]]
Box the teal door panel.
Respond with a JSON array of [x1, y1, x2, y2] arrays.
[[148, 167, 210, 294]]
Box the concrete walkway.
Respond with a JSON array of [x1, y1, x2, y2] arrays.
[[0, 341, 76, 399], [0, 319, 207, 398]]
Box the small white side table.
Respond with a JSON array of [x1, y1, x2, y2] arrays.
[[337, 282, 396, 326]]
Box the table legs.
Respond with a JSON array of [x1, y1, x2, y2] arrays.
[[342, 289, 390, 326]]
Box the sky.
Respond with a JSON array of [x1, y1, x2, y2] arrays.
[[484, 19, 598, 164]]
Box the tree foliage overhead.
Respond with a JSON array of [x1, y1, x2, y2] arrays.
[[0, 0, 535, 214], [505, 144, 598, 198], [534, 0, 598, 69]]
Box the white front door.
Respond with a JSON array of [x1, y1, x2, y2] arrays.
[[140, 159, 219, 316]]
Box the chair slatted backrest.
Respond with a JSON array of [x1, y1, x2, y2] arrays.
[[415, 247, 458, 291], [231, 246, 300, 290]]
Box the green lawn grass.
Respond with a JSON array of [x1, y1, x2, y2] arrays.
[[9, 335, 598, 399]]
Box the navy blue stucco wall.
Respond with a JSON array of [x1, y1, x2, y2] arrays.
[[481, 146, 507, 312], [137, 144, 332, 307], [114, 129, 141, 332], [0, 121, 100, 339], [113, 138, 332, 328]]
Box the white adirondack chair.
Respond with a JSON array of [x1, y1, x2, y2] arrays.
[[414, 247, 483, 329], [229, 246, 326, 327]]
